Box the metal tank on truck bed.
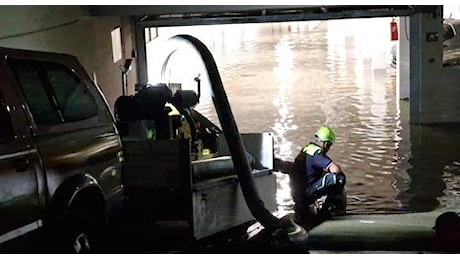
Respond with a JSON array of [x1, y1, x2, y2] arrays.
[[115, 81, 277, 241]]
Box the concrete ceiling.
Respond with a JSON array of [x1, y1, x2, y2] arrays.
[[89, 5, 439, 27]]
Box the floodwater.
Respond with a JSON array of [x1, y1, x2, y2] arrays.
[[147, 18, 460, 215]]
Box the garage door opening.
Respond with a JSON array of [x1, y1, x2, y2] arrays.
[[143, 6, 460, 216], [144, 18, 409, 215]]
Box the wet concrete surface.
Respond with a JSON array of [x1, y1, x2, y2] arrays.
[[105, 214, 308, 253], [102, 209, 459, 254]]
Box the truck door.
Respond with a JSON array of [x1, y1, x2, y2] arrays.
[[0, 60, 41, 248]]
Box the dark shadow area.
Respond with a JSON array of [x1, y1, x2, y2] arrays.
[[399, 124, 460, 212]]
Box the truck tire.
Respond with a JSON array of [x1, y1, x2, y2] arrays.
[[67, 205, 105, 253], [53, 194, 107, 253]]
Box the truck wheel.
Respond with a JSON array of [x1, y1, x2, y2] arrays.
[[59, 199, 106, 253]]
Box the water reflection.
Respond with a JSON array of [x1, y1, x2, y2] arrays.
[[273, 36, 296, 161], [146, 19, 460, 215], [402, 125, 460, 212]]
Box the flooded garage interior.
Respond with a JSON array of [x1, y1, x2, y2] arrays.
[[146, 17, 460, 217], [0, 5, 459, 253]]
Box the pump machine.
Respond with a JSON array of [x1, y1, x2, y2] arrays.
[[114, 82, 277, 240]]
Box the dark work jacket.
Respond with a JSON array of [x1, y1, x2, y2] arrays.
[[291, 142, 331, 202]]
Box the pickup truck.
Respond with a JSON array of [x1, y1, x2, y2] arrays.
[[0, 47, 123, 253]]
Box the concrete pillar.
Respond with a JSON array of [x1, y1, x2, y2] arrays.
[[409, 6, 444, 124], [397, 16, 410, 100], [134, 18, 149, 86]]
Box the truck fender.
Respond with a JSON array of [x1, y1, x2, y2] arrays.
[[44, 173, 106, 228]]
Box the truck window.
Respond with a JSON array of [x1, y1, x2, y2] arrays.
[[46, 68, 98, 122], [9, 60, 98, 125], [13, 67, 62, 125]]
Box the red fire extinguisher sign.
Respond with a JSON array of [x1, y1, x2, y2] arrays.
[[391, 19, 398, 41]]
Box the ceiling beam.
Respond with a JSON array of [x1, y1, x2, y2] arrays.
[[139, 7, 417, 28], [89, 5, 439, 28], [89, 5, 315, 16]]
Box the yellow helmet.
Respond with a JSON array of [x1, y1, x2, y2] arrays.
[[315, 126, 336, 144]]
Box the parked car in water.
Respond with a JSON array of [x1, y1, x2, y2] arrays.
[[0, 47, 123, 253], [391, 19, 459, 67], [442, 18, 460, 65]]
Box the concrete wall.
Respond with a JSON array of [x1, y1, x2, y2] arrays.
[[0, 6, 134, 113]]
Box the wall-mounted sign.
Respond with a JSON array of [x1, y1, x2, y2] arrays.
[[426, 32, 439, 42]]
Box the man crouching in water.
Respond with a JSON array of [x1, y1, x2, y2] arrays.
[[291, 126, 347, 222]]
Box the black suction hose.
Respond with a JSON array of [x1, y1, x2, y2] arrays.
[[170, 34, 281, 229]]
